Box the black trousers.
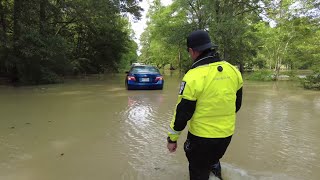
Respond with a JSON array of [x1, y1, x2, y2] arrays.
[[184, 132, 232, 180]]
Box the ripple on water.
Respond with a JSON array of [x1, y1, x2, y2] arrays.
[[314, 96, 320, 110], [211, 163, 300, 180], [58, 91, 91, 95], [118, 95, 175, 174]]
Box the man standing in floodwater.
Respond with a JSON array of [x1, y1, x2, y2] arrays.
[[166, 30, 243, 180]]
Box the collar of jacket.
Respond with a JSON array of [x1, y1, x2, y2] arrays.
[[190, 50, 221, 69]]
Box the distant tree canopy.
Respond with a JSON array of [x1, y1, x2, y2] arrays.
[[1, 0, 319, 85], [0, 0, 142, 84], [139, 0, 320, 79]]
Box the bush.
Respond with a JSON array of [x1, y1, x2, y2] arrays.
[[244, 70, 274, 81], [302, 74, 320, 90]]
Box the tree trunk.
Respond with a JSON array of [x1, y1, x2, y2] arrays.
[[274, 56, 280, 81], [178, 48, 181, 74], [0, 0, 7, 46], [11, 0, 22, 83], [239, 62, 244, 74], [39, 0, 47, 35], [13, 0, 22, 44]]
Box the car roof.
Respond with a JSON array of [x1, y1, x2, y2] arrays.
[[132, 65, 156, 68], [131, 62, 145, 66], [130, 65, 160, 74]]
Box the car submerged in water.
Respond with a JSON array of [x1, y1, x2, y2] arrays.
[[125, 65, 164, 90]]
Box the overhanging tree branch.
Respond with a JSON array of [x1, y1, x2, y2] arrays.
[[54, 17, 77, 35]]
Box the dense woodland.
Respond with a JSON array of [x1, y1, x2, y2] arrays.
[[0, 0, 141, 84], [139, 0, 319, 82], [0, 0, 319, 86]]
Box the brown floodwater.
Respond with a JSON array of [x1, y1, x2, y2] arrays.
[[0, 73, 319, 180]]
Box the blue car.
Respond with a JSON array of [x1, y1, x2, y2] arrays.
[[125, 65, 164, 90]]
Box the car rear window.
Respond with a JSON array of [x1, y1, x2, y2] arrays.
[[131, 66, 160, 74]]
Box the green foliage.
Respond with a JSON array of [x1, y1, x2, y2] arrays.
[[140, 0, 264, 72], [0, 0, 141, 85], [140, 0, 319, 79], [281, 70, 298, 81], [302, 74, 320, 90], [118, 39, 139, 72], [253, 1, 319, 80], [244, 70, 274, 81], [139, 0, 192, 71]]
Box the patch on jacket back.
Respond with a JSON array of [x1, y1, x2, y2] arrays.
[[179, 81, 186, 95]]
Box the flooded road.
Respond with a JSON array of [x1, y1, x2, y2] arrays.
[[0, 74, 319, 180]]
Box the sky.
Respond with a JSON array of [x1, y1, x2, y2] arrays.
[[130, 0, 172, 51]]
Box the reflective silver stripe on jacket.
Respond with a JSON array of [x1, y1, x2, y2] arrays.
[[168, 127, 181, 135]]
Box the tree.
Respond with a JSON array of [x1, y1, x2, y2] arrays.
[[255, 0, 319, 79], [140, 0, 263, 73], [0, 0, 143, 84]]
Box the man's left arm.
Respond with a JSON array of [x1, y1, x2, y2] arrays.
[[236, 87, 242, 112]]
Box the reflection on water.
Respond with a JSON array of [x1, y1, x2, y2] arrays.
[[0, 76, 319, 180], [119, 92, 175, 180]]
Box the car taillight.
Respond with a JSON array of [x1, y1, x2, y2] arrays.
[[128, 76, 136, 81], [155, 76, 163, 81]]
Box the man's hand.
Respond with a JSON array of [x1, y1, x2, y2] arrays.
[[167, 142, 177, 153]]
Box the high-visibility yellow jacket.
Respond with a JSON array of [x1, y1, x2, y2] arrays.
[[168, 57, 243, 142]]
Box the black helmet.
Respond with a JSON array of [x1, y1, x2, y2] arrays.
[[187, 30, 212, 51]]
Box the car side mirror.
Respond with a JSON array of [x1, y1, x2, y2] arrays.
[[125, 71, 129, 74]]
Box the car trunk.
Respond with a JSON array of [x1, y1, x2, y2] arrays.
[[133, 74, 158, 83]]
